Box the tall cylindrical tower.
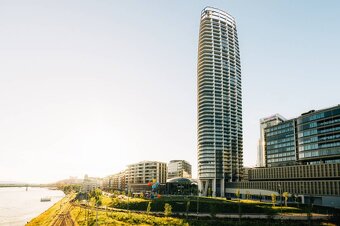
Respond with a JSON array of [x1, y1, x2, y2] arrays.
[[197, 7, 243, 197]]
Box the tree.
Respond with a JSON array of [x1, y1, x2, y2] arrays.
[[89, 188, 102, 206], [164, 203, 172, 217], [236, 189, 241, 200], [207, 187, 212, 197], [146, 201, 151, 215], [89, 189, 102, 226], [282, 192, 289, 207], [246, 191, 251, 200], [113, 190, 120, 197], [271, 193, 277, 207], [111, 197, 119, 207], [196, 189, 202, 220]]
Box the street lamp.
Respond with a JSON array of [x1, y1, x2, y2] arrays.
[[196, 189, 202, 220], [278, 184, 282, 221], [127, 184, 129, 212]]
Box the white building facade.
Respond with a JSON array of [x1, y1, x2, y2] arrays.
[[197, 7, 243, 197]]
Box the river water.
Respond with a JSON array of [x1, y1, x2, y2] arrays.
[[0, 187, 64, 226]]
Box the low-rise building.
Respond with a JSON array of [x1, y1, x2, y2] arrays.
[[165, 177, 198, 195]]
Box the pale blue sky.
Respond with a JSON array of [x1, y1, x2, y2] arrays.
[[0, 1, 339, 183]]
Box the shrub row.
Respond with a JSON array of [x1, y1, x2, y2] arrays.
[[110, 198, 279, 214]]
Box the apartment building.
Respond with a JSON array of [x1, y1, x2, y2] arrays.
[[126, 161, 167, 193], [167, 160, 192, 179]]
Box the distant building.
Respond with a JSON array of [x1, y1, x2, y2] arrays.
[[167, 160, 192, 179], [103, 170, 127, 191], [55, 176, 83, 186], [82, 174, 102, 192], [127, 161, 167, 193], [257, 114, 286, 167]]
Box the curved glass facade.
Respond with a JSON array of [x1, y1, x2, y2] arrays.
[[197, 7, 243, 196]]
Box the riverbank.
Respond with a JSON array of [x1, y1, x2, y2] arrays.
[[26, 193, 75, 226], [0, 187, 64, 226], [26, 194, 188, 226], [26, 193, 339, 226]]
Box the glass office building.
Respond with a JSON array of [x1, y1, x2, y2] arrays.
[[262, 105, 340, 165], [265, 120, 297, 167], [257, 114, 286, 167], [297, 105, 340, 164], [197, 7, 242, 197], [229, 105, 340, 208]]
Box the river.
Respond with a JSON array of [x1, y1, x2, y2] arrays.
[[0, 187, 65, 226]]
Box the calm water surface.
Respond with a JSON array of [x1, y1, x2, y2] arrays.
[[0, 187, 64, 226]]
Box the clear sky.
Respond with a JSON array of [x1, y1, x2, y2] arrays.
[[0, 0, 339, 183]]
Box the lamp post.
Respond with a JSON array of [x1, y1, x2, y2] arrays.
[[308, 193, 313, 226], [127, 185, 129, 212], [96, 201, 98, 226], [196, 189, 201, 220], [235, 189, 241, 222], [278, 184, 282, 221]]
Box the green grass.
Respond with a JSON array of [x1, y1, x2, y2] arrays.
[[29, 193, 338, 226], [71, 206, 189, 226], [107, 196, 289, 214], [105, 195, 338, 216]]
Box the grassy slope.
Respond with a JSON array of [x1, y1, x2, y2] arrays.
[[70, 206, 188, 226], [27, 194, 189, 226], [26, 195, 69, 226], [107, 196, 304, 214], [27, 194, 336, 226]]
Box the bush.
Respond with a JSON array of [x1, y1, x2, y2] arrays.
[[147, 201, 151, 215], [109, 195, 337, 216], [110, 196, 279, 214], [164, 203, 172, 217]]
